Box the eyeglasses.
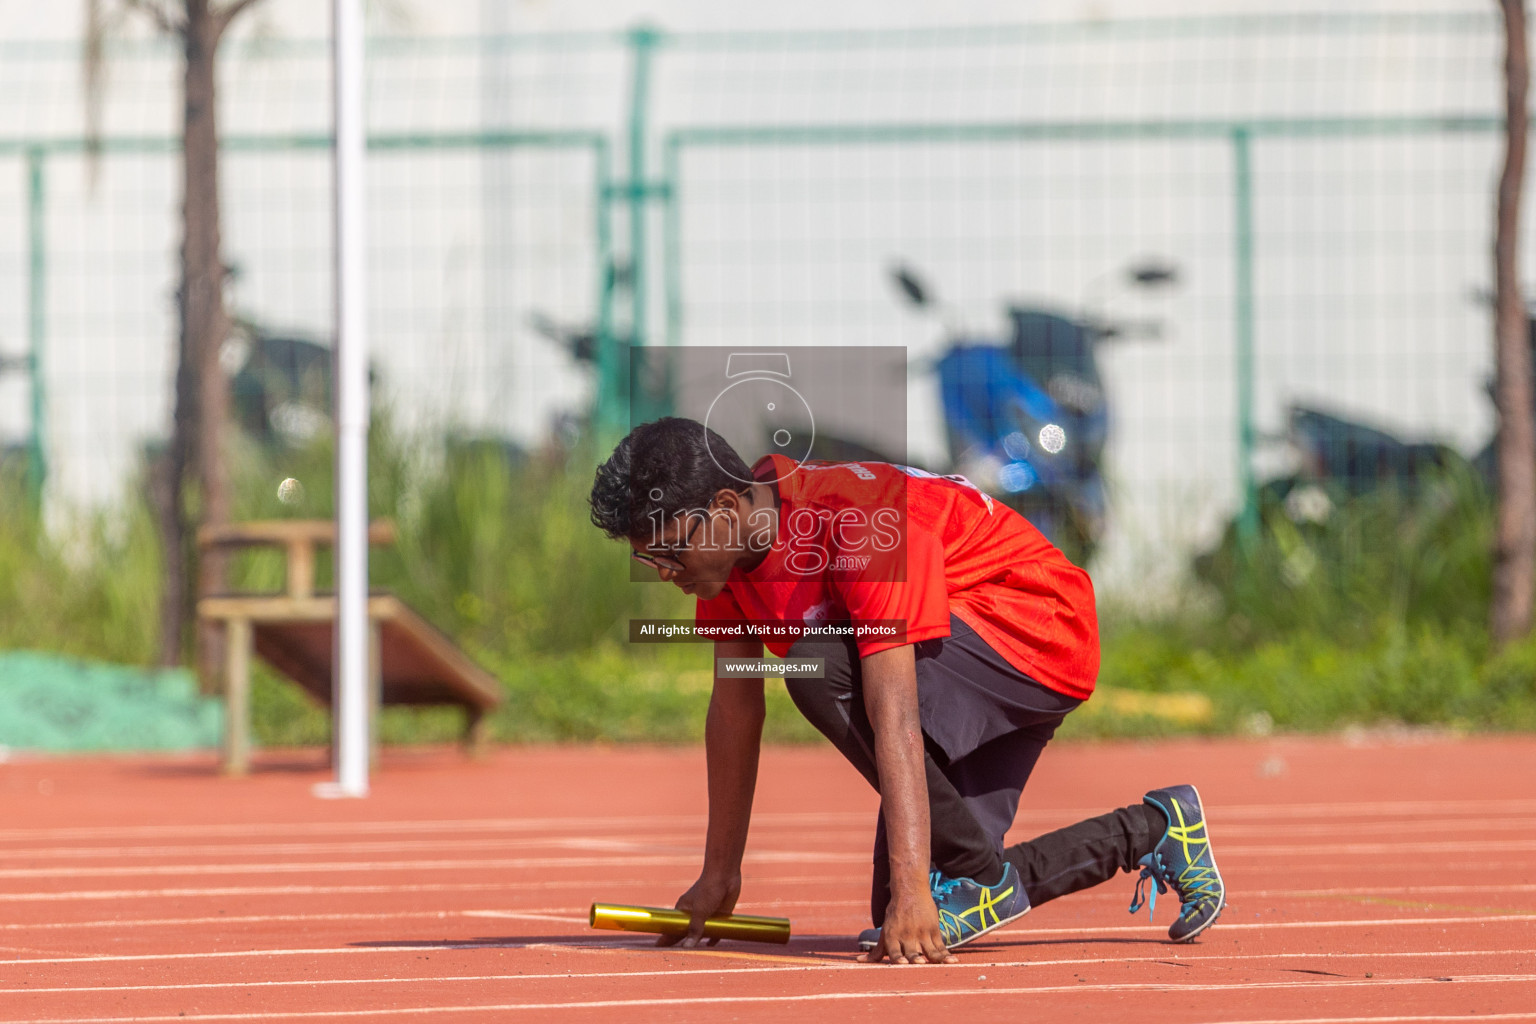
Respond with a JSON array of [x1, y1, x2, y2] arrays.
[[632, 509, 708, 573]]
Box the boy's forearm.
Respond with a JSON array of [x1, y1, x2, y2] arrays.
[[701, 665, 766, 875], [860, 645, 931, 899]]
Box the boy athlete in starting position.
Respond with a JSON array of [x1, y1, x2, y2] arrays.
[[590, 417, 1225, 964]]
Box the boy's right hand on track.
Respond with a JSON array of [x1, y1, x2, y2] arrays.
[[860, 891, 956, 965], [659, 870, 742, 948]]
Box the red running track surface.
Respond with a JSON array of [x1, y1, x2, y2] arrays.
[[1, 735, 1534, 1023]]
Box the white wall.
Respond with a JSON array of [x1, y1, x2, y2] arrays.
[[0, 0, 1514, 596]]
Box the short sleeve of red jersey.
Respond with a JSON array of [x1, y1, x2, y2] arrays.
[[832, 519, 953, 657]]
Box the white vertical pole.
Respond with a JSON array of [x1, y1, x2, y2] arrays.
[[331, 0, 369, 798]]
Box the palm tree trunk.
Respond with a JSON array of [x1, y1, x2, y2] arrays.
[[182, 0, 233, 686], [1492, 0, 1535, 647]]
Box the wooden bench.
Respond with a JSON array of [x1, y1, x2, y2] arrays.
[[196, 519, 503, 775]]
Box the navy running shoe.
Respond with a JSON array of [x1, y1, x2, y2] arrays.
[[857, 862, 1031, 952], [1129, 784, 1226, 942], [931, 861, 1030, 948]]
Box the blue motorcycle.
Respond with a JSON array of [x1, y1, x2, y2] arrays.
[[891, 263, 1174, 564]]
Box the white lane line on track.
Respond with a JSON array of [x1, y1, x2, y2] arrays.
[[458, 910, 584, 924], [0, 876, 867, 904], [3, 915, 1535, 966], [1061, 880, 1536, 905], [2, 974, 1534, 1023], [7, 838, 1536, 882], [998, 882, 1536, 905], [1013, 914, 1536, 937], [6, 889, 1533, 932], [3, 911, 511, 931], [0, 836, 705, 862], [1222, 859, 1536, 876], [1218, 840, 1536, 857], [1204, 1019, 1536, 1024], [0, 943, 648, 967], [0, 813, 859, 844], [7, 823, 1536, 865], [0, 882, 618, 904], [1198, 798, 1536, 819], [1216, 883, 1536, 898], [4, 870, 1533, 908], [3, 947, 1535, 996], [0, 851, 867, 881], [1207, 818, 1536, 837], [0, 901, 865, 930], [1205, 1017, 1536, 1024], [6, 818, 1536, 861], [3, 800, 1536, 845]]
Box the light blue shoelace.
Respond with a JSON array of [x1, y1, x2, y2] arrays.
[[1128, 856, 1169, 921], [930, 870, 963, 900], [1130, 852, 1220, 923]]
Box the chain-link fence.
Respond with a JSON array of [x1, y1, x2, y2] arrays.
[[0, 13, 1520, 593]]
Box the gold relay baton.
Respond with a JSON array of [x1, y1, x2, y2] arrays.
[[589, 902, 791, 944]]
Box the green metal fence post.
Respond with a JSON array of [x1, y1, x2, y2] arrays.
[[594, 138, 618, 438], [1232, 126, 1258, 545], [627, 24, 658, 352], [662, 134, 681, 348], [605, 23, 661, 438], [26, 147, 46, 507]]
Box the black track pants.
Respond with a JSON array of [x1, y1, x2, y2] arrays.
[[785, 617, 1165, 926]]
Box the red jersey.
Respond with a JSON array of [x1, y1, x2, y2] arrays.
[[696, 455, 1099, 700]]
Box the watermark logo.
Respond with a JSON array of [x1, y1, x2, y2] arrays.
[[625, 345, 910, 583], [704, 353, 814, 486]]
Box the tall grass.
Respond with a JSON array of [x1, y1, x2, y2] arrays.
[[0, 424, 816, 745], [0, 464, 161, 665], [1091, 466, 1536, 735], [222, 420, 688, 656], [1190, 465, 1494, 648]]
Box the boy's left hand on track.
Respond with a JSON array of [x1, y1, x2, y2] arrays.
[[658, 870, 741, 948]]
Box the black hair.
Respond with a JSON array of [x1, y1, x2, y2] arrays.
[[589, 417, 754, 541]]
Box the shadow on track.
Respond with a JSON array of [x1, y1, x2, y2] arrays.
[[349, 934, 859, 960]]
